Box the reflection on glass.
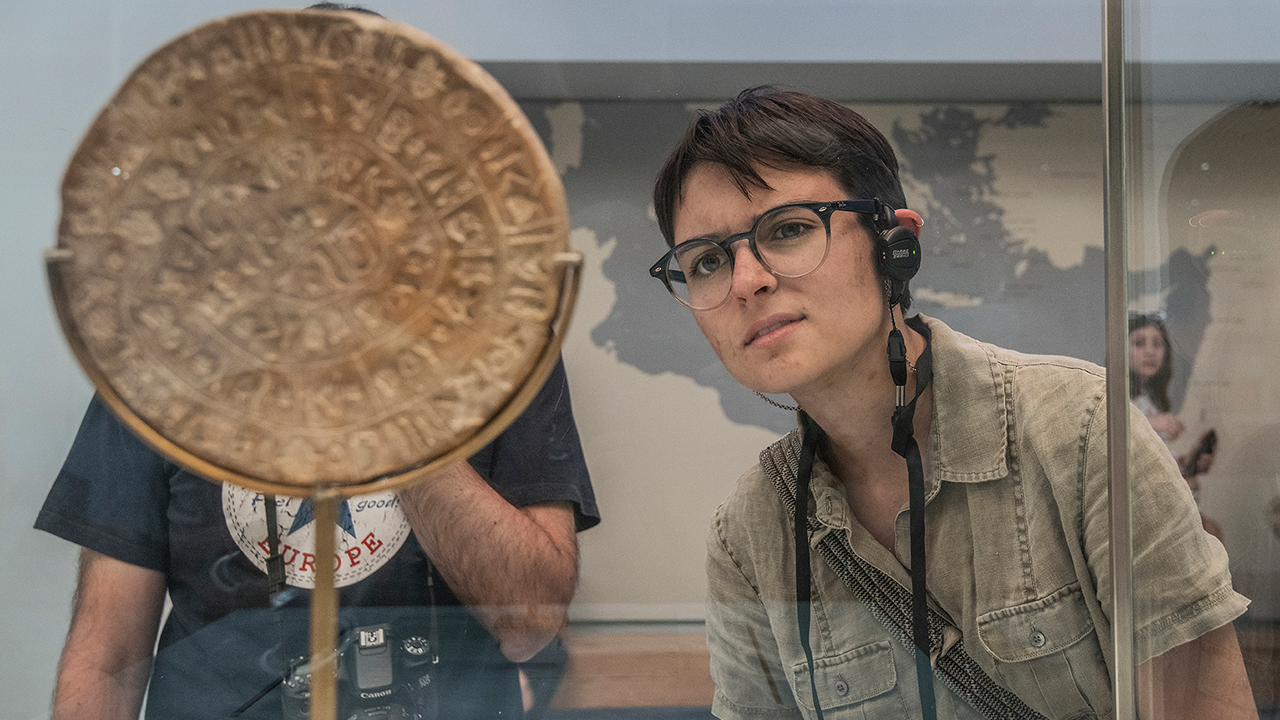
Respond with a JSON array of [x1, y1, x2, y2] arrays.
[[1136, 99, 1280, 718], [1129, 312, 1222, 538]]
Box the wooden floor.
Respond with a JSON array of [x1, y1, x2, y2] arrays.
[[550, 620, 1280, 712], [549, 629, 715, 709]]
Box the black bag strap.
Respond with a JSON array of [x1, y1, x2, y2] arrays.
[[891, 315, 938, 720], [794, 413, 826, 720]]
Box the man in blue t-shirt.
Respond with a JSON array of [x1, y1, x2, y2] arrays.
[[36, 357, 598, 719]]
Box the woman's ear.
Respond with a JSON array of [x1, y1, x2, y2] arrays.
[[895, 209, 924, 237]]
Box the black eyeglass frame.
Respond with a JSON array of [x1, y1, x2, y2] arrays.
[[649, 198, 897, 310]]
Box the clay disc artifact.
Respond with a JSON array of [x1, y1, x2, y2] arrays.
[[47, 10, 578, 496]]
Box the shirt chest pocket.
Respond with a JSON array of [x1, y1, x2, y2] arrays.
[[791, 640, 906, 720], [976, 583, 1108, 719]]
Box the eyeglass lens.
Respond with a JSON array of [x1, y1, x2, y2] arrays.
[[665, 205, 830, 309]]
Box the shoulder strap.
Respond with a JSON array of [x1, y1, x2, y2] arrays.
[[760, 435, 1048, 720], [230, 494, 292, 717]]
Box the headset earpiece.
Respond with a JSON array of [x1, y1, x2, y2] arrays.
[[878, 226, 921, 282], [877, 225, 920, 307]]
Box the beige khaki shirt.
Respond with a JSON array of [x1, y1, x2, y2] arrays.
[[706, 316, 1247, 720]]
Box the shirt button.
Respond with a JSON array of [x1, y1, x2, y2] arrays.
[[834, 678, 849, 696], [1029, 630, 1047, 648]]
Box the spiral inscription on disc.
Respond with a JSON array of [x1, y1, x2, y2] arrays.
[[53, 11, 569, 487]]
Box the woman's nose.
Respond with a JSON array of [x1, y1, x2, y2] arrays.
[[728, 242, 776, 299]]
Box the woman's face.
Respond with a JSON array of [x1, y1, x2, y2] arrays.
[[671, 162, 891, 398], [1129, 325, 1166, 379]]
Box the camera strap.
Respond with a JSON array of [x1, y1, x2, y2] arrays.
[[424, 558, 442, 666], [264, 494, 288, 597], [229, 493, 293, 717]]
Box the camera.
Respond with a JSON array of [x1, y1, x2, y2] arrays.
[[281, 621, 438, 720]]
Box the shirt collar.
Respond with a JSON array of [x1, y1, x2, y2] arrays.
[[920, 314, 1010, 484]]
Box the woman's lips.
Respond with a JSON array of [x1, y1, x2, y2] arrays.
[[746, 315, 803, 346]]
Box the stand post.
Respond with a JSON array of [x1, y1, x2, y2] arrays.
[[310, 489, 341, 720]]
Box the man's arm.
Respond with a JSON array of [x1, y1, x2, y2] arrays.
[[398, 461, 578, 663], [51, 548, 167, 720], [1137, 623, 1258, 720]]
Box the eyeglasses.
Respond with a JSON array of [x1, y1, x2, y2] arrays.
[[650, 199, 892, 310]]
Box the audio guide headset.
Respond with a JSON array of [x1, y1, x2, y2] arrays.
[[873, 201, 922, 309]]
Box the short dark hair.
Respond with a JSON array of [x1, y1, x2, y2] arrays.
[[306, 2, 385, 17], [652, 87, 911, 306], [653, 88, 907, 242]]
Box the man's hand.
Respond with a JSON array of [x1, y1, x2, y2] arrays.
[[51, 549, 166, 720], [1137, 623, 1258, 720], [398, 461, 578, 663]]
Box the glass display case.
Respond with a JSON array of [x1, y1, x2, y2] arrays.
[[2, 1, 1277, 718], [1111, 0, 1280, 717]]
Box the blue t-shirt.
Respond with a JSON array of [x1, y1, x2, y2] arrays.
[[36, 357, 597, 719]]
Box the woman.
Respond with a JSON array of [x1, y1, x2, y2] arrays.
[[648, 88, 1253, 720], [1129, 312, 1221, 536], [1129, 313, 1183, 442]]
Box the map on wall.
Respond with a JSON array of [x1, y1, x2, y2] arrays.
[[524, 101, 1112, 435], [513, 99, 1143, 619]]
